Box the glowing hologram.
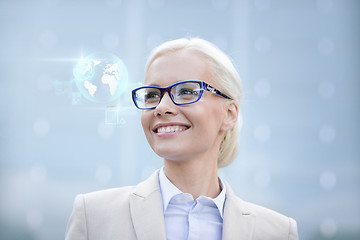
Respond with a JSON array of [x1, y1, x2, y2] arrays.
[[105, 105, 134, 126], [105, 106, 120, 125], [73, 52, 128, 103], [72, 92, 82, 105], [84, 81, 97, 96]]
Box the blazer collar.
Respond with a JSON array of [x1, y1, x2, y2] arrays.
[[222, 181, 256, 240], [129, 170, 166, 240], [129, 170, 255, 240]]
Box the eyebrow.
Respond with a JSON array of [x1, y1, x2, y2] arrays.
[[144, 79, 193, 87], [145, 83, 161, 87]]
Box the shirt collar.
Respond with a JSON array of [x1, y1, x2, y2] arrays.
[[158, 167, 226, 218]]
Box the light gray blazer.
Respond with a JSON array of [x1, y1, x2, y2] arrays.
[[65, 170, 298, 240]]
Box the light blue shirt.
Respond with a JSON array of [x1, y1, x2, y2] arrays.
[[159, 167, 226, 240]]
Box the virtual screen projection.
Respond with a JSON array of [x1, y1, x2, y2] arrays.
[[54, 52, 133, 127]]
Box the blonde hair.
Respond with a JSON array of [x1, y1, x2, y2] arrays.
[[145, 38, 243, 167]]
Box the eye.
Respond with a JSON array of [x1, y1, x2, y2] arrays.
[[178, 88, 193, 95], [178, 88, 200, 96], [145, 91, 160, 100]]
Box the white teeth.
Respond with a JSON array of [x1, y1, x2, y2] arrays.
[[157, 126, 186, 133]]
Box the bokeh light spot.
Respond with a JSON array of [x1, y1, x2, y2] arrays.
[[254, 79, 271, 98], [254, 124, 271, 142], [318, 37, 335, 55], [254, 36, 272, 54], [254, 0, 271, 11], [95, 165, 113, 184], [320, 170, 337, 191], [37, 73, 53, 93], [33, 118, 51, 137], [317, 0, 333, 13], [27, 210, 43, 230], [318, 82, 335, 98], [42, 0, 60, 7], [106, 0, 122, 7], [211, 0, 229, 12], [30, 164, 47, 183], [102, 33, 120, 50], [319, 125, 336, 144], [147, 0, 165, 9], [254, 169, 271, 188], [320, 218, 337, 238], [39, 31, 57, 49]]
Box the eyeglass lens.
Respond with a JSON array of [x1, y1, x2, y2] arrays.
[[135, 82, 202, 109]]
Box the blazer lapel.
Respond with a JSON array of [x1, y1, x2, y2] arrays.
[[222, 183, 255, 240], [129, 170, 166, 240]]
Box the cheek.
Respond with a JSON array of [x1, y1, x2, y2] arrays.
[[201, 104, 226, 130], [140, 112, 150, 132]]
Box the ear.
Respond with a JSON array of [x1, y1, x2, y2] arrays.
[[221, 100, 239, 132]]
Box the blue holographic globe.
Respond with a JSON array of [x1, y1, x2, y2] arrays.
[[73, 52, 128, 103]]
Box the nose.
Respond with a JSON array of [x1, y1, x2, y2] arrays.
[[154, 92, 178, 116]]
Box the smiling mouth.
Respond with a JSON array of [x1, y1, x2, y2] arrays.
[[155, 126, 189, 133]]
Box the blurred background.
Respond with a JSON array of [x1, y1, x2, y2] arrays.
[[1, 0, 359, 239]]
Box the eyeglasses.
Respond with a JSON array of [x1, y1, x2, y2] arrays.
[[132, 80, 231, 110]]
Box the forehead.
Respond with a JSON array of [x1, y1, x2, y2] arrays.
[[145, 50, 213, 86]]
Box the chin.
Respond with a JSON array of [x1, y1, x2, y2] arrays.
[[153, 149, 179, 159], [150, 139, 183, 155], [152, 146, 184, 161]]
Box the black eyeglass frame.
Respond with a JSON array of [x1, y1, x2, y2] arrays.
[[131, 80, 231, 110]]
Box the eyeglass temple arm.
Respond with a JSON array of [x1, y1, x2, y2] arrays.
[[204, 83, 231, 99]]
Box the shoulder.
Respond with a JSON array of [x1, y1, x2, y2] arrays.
[[66, 171, 161, 240], [243, 199, 298, 240], [81, 186, 136, 205], [66, 186, 139, 240], [75, 186, 137, 225], [224, 184, 298, 240], [241, 198, 290, 223]]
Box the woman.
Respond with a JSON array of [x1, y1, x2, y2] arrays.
[[65, 38, 299, 240]]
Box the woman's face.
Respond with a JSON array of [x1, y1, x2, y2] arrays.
[[141, 50, 231, 163]]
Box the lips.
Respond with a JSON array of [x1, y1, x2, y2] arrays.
[[153, 123, 190, 134]]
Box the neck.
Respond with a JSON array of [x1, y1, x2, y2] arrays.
[[163, 155, 221, 200]]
